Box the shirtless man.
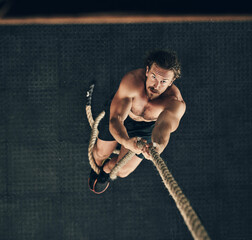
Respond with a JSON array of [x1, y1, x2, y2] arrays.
[[88, 49, 186, 194]]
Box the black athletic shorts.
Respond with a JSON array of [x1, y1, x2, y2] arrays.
[[98, 106, 156, 159]]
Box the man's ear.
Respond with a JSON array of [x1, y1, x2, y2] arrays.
[[146, 66, 149, 77], [169, 77, 176, 86]]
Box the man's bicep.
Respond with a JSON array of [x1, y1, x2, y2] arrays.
[[110, 94, 132, 121], [165, 99, 186, 118], [156, 101, 186, 133], [155, 110, 179, 133]]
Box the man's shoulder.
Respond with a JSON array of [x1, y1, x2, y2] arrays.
[[163, 84, 184, 102], [162, 85, 186, 117], [121, 68, 145, 89]]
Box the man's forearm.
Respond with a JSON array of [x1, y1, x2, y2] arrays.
[[151, 123, 171, 154], [109, 117, 129, 146]]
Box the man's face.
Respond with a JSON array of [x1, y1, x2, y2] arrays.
[[145, 63, 175, 100]]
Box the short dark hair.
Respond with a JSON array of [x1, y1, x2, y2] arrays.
[[144, 49, 181, 79]]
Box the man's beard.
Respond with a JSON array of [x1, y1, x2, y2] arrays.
[[147, 87, 159, 100]]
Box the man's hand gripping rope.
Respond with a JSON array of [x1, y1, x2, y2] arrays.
[[134, 137, 159, 161]]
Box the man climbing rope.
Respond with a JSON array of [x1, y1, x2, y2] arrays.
[[88, 49, 186, 194]]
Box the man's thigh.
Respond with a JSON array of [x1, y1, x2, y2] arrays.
[[94, 138, 118, 156]]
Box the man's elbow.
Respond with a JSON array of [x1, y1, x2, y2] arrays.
[[161, 121, 178, 134], [109, 116, 122, 131], [170, 121, 180, 133], [109, 117, 116, 132], [152, 122, 171, 144]]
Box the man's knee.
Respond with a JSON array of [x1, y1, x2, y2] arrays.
[[116, 154, 143, 178], [93, 144, 111, 160]]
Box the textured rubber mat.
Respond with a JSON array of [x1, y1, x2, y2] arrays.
[[0, 21, 251, 240]]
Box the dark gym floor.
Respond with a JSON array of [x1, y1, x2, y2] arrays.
[[0, 7, 251, 240]]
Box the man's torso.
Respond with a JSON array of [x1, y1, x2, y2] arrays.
[[128, 68, 184, 122]]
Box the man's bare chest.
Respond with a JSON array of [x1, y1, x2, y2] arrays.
[[130, 98, 163, 121]]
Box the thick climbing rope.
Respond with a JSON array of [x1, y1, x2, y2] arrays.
[[86, 85, 211, 240], [86, 85, 119, 175]]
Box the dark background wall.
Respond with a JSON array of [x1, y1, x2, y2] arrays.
[[1, 0, 252, 18]]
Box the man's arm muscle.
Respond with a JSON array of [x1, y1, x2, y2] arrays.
[[152, 100, 186, 153], [109, 73, 137, 146]]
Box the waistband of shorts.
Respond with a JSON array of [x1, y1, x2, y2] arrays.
[[124, 115, 156, 126]]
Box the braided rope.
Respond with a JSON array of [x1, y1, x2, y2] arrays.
[[86, 104, 134, 178], [86, 85, 120, 156], [85, 84, 211, 240], [87, 110, 105, 175], [86, 105, 94, 128], [149, 147, 211, 240], [86, 85, 119, 175], [109, 151, 135, 180]]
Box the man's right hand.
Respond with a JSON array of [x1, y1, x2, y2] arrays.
[[123, 137, 142, 155]]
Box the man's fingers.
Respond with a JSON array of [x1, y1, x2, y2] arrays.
[[132, 138, 156, 156], [142, 144, 151, 156]]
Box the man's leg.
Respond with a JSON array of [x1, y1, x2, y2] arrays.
[[92, 138, 118, 166], [90, 138, 144, 193], [103, 145, 144, 178], [89, 138, 118, 194]]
